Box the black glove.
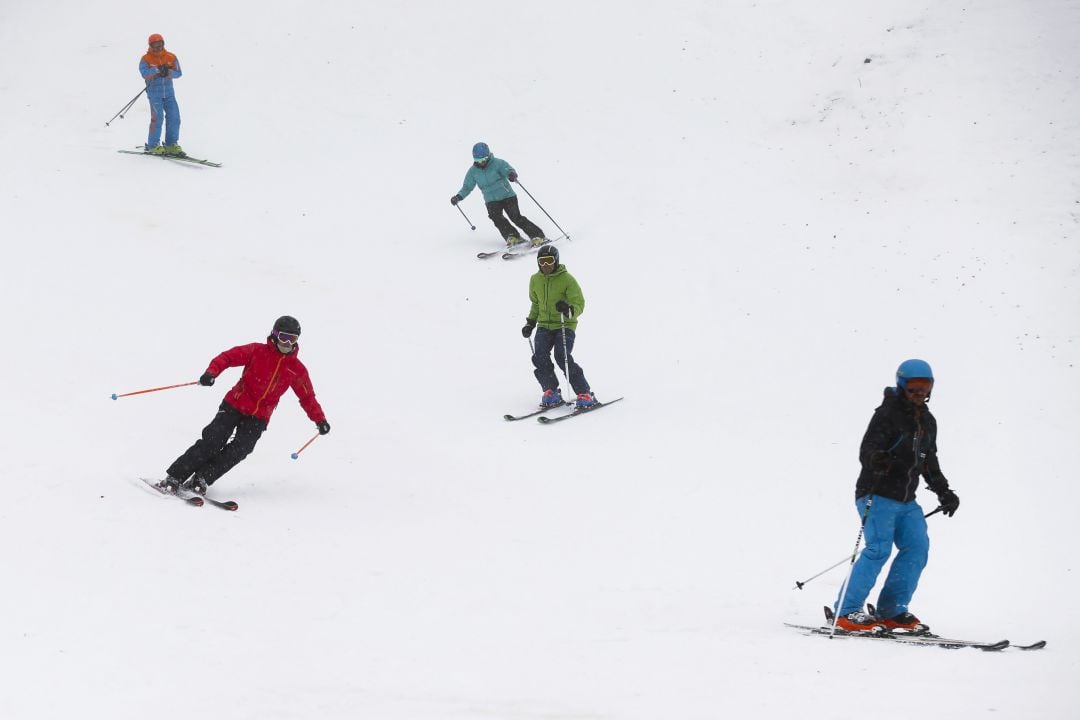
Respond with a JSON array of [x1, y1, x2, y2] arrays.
[[868, 450, 892, 472], [199, 372, 215, 387], [450, 194, 462, 206], [317, 420, 331, 435], [521, 320, 536, 338], [936, 489, 959, 517], [508, 171, 518, 182], [157, 65, 170, 77], [555, 300, 573, 317]]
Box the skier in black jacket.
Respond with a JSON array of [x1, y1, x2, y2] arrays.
[[834, 359, 960, 633]]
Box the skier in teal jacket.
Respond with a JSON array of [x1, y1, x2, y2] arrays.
[[520, 244, 596, 410], [451, 142, 546, 248]]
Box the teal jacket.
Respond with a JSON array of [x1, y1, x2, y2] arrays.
[[528, 265, 585, 331], [457, 156, 517, 203]]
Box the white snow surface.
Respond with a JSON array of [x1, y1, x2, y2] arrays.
[[2, 1, 1079, 718]]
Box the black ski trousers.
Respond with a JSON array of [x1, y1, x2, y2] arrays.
[[166, 401, 267, 485], [486, 196, 544, 242]]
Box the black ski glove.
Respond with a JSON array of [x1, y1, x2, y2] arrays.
[[555, 300, 573, 317], [157, 65, 170, 77], [508, 171, 518, 182], [521, 320, 536, 338], [199, 372, 215, 387], [936, 489, 960, 517], [450, 194, 462, 206], [317, 420, 331, 435]]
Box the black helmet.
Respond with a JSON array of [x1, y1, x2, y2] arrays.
[[272, 315, 301, 336], [536, 244, 559, 268]]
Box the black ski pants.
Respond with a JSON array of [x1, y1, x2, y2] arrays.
[[486, 196, 544, 242], [166, 401, 267, 485]]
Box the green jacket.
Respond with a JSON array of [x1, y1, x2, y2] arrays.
[[528, 265, 585, 331]]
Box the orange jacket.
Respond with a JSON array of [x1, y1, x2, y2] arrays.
[[141, 48, 177, 70]]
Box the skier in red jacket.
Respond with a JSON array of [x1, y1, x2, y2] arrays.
[[159, 316, 329, 494]]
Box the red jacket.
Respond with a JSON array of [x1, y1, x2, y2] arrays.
[[205, 339, 326, 425]]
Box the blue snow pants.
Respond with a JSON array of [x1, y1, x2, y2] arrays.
[[146, 93, 181, 149], [836, 494, 929, 618]]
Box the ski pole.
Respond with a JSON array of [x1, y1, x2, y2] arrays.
[[558, 312, 572, 394], [793, 506, 942, 590], [111, 380, 198, 400], [513, 180, 570, 240], [830, 495, 876, 637], [290, 432, 320, 459], [106, 86, 149, 126], [456, 204, 476, 230]]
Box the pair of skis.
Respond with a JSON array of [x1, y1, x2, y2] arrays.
[[504, 397, 624, 424], [784, 606, 1046, 651], [118, 147, 221, 168], [140, 478, 238, 511], [477, 233, 569, 261]]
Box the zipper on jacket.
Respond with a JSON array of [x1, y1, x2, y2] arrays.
[[903, 413, 925, 502], [253, 355, 284, 416]]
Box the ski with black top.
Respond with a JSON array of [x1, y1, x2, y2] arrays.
[[140, 477, 203, 506], [537, 396, 624, 424], [118, 148, 222, 168], [501, 234, 569, 261], [477, 234, 568, 261], [785, 606, 1045, 651], [503, 402, 572, 421], [202, 495, 239, 511], [139, 477, 238, 510]]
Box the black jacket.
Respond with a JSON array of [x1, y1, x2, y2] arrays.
[[855, 387, 952, 502]]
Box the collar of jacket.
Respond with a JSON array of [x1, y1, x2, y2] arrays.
[[265, 336, 299, 356], [142, 48, 177, 67]]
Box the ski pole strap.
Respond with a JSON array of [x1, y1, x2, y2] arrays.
[[111, 381, 198, 400]]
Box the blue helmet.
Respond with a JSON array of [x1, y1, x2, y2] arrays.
[[472, 142, 490, 161], [896, 358, 933, 388]]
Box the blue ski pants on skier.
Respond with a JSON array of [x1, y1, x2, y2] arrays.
[[146, 94, 181, 149], [836, 494, 929, 618]]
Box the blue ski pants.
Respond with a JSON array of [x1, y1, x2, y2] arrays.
[[146, 93, 181, 149], [836, 494, 929, 618]]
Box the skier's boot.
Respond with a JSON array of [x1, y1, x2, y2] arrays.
[[882, 612, 927, 633], [159, 475, 183, 493], [530, 236, 547, 247], [148, 145, 168, 155], [575, 392, 598, 410], [182, 475, 208, 496], [835, 610, 884, 633], [540, 388, 563, 408], [506, 235, 525, 248], [162, 144, 186, 157]]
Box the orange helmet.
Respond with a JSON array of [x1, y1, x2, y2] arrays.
[[148, 33, 164, 46]]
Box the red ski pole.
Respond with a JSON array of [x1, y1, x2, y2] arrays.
[[111, 381, 198, 400], [290, 432, 320, 460]]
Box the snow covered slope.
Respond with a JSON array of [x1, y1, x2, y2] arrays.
[[1, 1, 1078, 718]]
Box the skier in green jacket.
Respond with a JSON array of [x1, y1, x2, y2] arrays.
[[520, 244, 596, 409]]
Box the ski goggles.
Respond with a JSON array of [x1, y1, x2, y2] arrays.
[[473, 155, 490, 164], [537, 256, 556, 267], [902, 378, 933, 394], [274, 330, 299, 345]]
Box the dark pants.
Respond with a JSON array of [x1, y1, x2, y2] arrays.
[[166, 401, 267, 485], [486, 196, 544, 241], [533, 326, 590, 396]]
